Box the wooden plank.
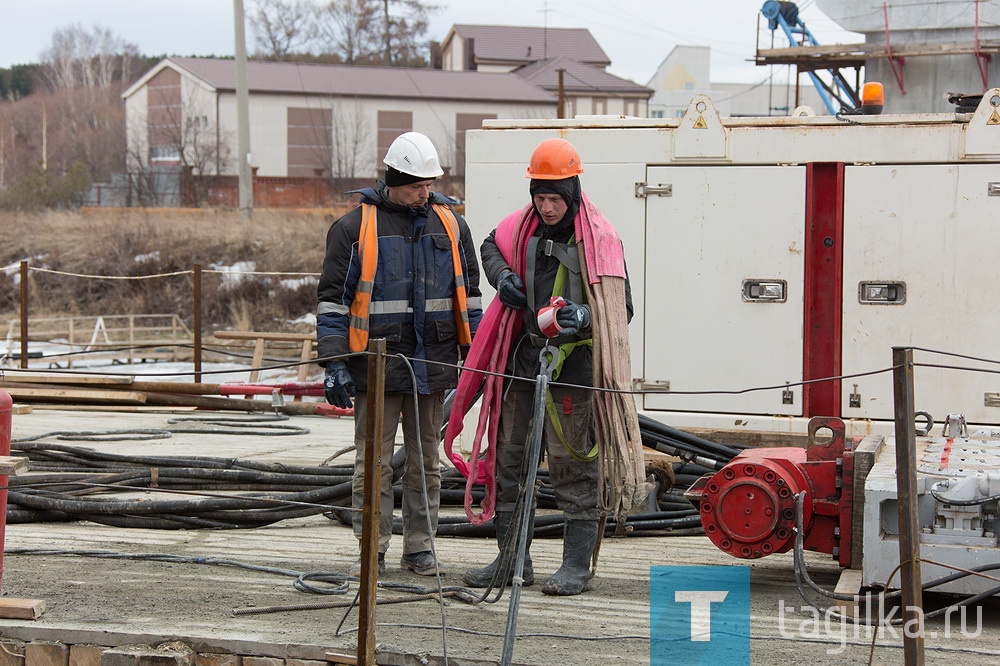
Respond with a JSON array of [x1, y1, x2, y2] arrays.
[[756, 40, 1000, 63], [214, 331, 316, 341], [295, 339, 314, 400], [25, 404, 198, 413], [325, 654, 357, 666], [0, 387, 147, 405], [832, 569, 864, 617], [0, 456, 29, 476], [0, 599, 46, 620], [141, 391, 326, 416], [248, 339, 266, 386], [0, 371, 134, 385], [757, 43, 867, 58], [127, 381, 221, 395], [12, 405, 32, 415], [851, 435, 885, 570]]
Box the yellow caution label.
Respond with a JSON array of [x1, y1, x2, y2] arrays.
[[988, 109, 1000, 125], [692, 115, 708, 129]]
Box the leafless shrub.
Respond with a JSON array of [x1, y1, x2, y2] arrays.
[[0, 208, 342, 334]]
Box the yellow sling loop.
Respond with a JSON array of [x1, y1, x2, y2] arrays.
[[544, 237, 599, 462], [348, 202, 472, 352]]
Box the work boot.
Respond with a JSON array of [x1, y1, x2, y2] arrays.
[[349, 552, 385, 577], [400, 551, 445, 576], [462, 511, 534, 587], [541, 519, 599, 596]]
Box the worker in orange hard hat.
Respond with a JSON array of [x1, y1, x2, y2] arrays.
[[456, 137, 636, 596]]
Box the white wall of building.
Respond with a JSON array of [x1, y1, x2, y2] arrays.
[[647, 45, 829, 117], [209, 89, 553, 178]]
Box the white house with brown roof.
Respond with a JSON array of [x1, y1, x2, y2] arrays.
[[440, 24, 611, 72], [438, 25, 651, 117], [121, 57, 556, 182], [516, 55, 651, 117]]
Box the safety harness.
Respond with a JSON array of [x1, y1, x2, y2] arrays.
[[347, 202, 473, 352], [525, 234, 598, 462]]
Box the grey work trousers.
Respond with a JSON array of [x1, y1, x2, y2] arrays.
[[495, 382, 600, 520], [351, 391, 444, 555]]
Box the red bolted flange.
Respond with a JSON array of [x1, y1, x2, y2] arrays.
[[688, 448, 814, 559]]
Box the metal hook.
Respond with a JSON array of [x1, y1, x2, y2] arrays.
[[538, 344, 559, 380]]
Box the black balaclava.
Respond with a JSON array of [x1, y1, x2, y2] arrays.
[[385, 165, 434, 187], [529, 175, 582, 231]]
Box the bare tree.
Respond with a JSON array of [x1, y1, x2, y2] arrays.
[[314, 0, 381, 64], [39, 24, 141, 93], [380, 0, 437, 66], [248, 0, 317, 59], [309, 0, 437, 66], [329, 100, 372, 179]]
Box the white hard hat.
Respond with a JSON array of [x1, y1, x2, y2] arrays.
[[383, 131, 444, 179]]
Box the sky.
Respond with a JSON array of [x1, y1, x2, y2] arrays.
[[0, 0, 861, 85]]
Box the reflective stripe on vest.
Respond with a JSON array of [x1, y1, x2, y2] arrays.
[[347, 202, 473, 352], [432, 204, 473, 345], [348, 203, 379, 352]]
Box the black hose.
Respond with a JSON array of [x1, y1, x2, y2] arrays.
[[6, 413, 727, 536]]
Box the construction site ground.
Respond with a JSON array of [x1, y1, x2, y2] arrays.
[[2, 406, 1000, 665]]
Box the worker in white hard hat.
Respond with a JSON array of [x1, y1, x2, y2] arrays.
[[316, 131, 483, 577]]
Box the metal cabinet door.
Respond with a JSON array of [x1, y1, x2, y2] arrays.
[[842, 164, 1000, 423], [642, 165, 806, 415]]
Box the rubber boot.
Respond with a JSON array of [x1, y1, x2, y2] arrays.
[[462, 511, 534, 587], [541, 519, 599, 596]]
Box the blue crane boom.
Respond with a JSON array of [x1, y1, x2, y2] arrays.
[[761, 1, 860, 114]]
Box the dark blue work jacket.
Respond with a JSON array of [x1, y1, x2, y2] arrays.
[[317, 183, 483, 393]]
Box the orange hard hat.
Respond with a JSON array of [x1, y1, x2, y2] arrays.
[[526, 138, 584, 180]]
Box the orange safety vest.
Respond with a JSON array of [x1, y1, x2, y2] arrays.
[[348, 202, 473, 352]]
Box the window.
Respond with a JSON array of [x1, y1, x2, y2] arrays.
[[287, 107, 333, 177], [149, 145, 181, 162], [455, 113, 496, 177], [377, 111, 413, 173], [592, 97, 608, 115], [650, 110, 665, 119], [624, 99, 639, 117]]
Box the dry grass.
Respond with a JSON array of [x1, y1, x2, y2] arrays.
[[0, 208, 349, 334]]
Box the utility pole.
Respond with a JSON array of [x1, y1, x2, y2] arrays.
[[233, 0, 253, 221], [557, 68, 566, 119], [383, 0, 392, 65]]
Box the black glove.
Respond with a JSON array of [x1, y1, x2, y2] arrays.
[[556, 300, 591, 336], [496, 271, 527, 309], [323, 360, 355, 409]]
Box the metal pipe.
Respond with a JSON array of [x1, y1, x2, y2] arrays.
[[891, 346, 925, 665], [0, 390, 12, 590], [19, 261, 28, 370], [233, 0, 253, 220], [193, 264, 202, 383], [502, 349, 554, 666]]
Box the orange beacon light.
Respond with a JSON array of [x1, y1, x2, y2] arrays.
[[861, 82, 884, 115]]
